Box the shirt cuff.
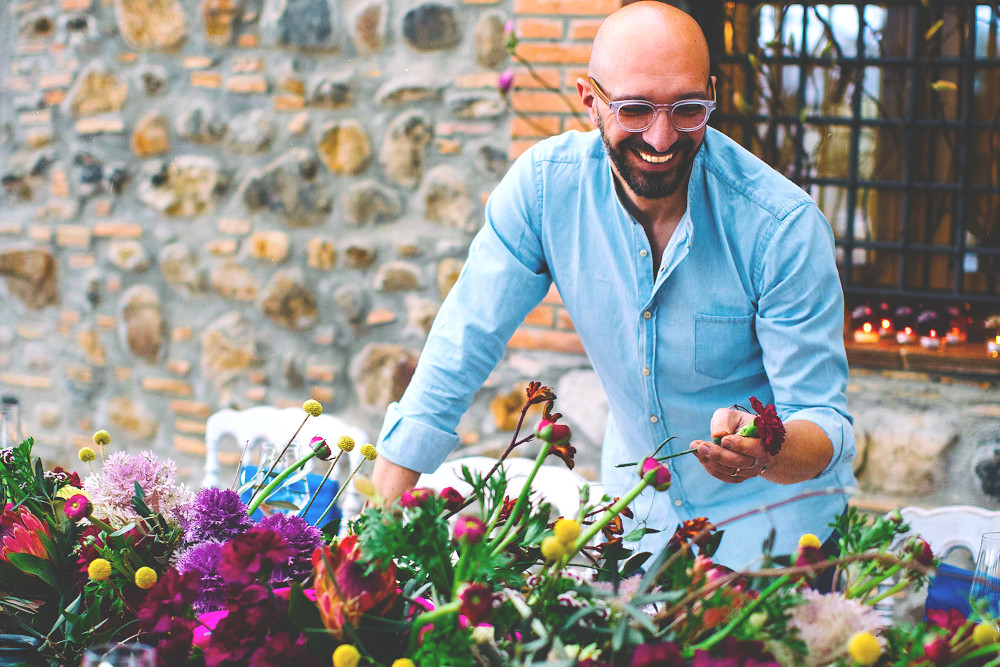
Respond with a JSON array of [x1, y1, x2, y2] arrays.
[[782, 406, 856, 475], [376, 402, 461, 474]]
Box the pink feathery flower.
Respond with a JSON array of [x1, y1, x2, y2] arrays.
[[84, 450, 192, 527], [786, 589, 884, 667]]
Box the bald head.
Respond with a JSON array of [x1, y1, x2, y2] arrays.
[[589, 2, 710, 87]]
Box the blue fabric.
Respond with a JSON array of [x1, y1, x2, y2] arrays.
[[925, 563, 974, 618], [239, 465, 342, 527], [377, 128, 856, 569]]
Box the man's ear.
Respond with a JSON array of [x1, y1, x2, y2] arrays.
[[576, 77, 599, 128]]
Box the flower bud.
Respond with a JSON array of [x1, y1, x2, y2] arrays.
[[535, 418, 571, 446], [332, 644, 360, 667], [439, 487, 464, 512], [78, 447, 96, 463], [637, 457, 672, 492], [798, 533, 822, 550], [337, 435, 356, 452], [905, 536, 935, 567], [455, 516, 487, 544], [88, 558, 112, 581], [360, 443, 377, 461], [92, 429, 110, 446], [973, 622, 1000, 646], [400, 487, 434, 509], [497, 68, 515, 95], [309, 435, 331, 460], [134, 566, 158, 589], [922, 635, 950, 665], [541, 535, 569, 562]]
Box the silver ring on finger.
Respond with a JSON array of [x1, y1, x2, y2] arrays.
[[731, 467, 741, 477], [751, 457, 759, 469]]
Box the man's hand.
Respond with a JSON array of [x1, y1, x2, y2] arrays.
[[689, 407, 772, 483], [371, 456, 421, 504]]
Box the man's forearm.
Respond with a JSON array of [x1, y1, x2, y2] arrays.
[[761, 419, 833, 484], [372, 457, 421, 503]]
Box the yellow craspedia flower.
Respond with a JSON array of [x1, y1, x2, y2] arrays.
[[553, 518, 580, 545], [134, 567, 158, 590], [88, 558, 112, 582], [92, 430, 110, 446], [391, 660, 416, 667], [540, 535, 569, 562], [798, 533, 822, 550], [360, 443, 377, 461], [973, 622, 1000, 646], [847, 631, 881, 666], [55, 485, 89, 501], [303, 399, 323, 417], [337, 435, 356, 452], [78, 447, 96, 463], [332, 644, 360, 667]]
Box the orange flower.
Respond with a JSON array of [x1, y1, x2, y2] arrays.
[[0, 504, 52, 564], [312, 535, 398, 639], [524, 381, 555, 406]]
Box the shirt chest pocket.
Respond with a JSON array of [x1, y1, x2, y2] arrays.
[[694, 312, 757, 379]]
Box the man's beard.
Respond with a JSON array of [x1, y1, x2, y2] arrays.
[[597, 114, 696, 200]]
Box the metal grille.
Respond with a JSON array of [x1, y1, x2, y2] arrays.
[[704, 1, 1000, 312]]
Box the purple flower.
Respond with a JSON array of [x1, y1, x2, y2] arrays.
[[180, 488, 254, 544], [257, 513, 323, 582], [632, 641, 684, 667], [175, 541, 226, 612], [497, 68, 515, 95]]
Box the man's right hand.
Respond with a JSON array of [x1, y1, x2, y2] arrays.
[[371, 456, 421, 504]]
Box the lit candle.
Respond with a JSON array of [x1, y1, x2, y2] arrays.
[[894, 305, 917, 344], [851, 305, 879, 344], [917, 309, 945, 350]]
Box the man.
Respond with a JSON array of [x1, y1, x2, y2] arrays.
[[372, 1, 855, 569]]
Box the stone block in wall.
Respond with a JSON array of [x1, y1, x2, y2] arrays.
[[375, 261, 421, 291], [160, 242, 205, 295], [112, 0, 187, 50], [421, 164, 472, 229], [474, 12, 507, 68], [226, 110, 274, 153], [107, 240, 150, 272], [118, 285, 164, 363], [176, 104, 227, 143], [65, 60, 128, 117], [341, 180, 402, 225], [317, 121, 370, 174], [402, 2, 460, 51], [445, 91, 506, 120], [210, 259, 257, 300], [138, 156, 224, 216], [137, 65, 169, 96], [259, 270, 318, 331], [349, 0, 388, 53], [261, 0, 339, 51], [436, 257, 463, 298], [245, 231, 290, 262], [241, 149, 332, 226], [853, 406, 959, 496], [107, 396, 159, 440], [350, 343, 419, 411], [200, 311, 260, 388], [0, 246, 58, 309], [334, 284, 367, 324], [306, 238, 337, 269], [379, 111, 432, 187], [343, 243, 378, 269], [131, 112, 170, 157], [202, 0, 242, 46], [405, 296, 438, 336], [307, 71, 353, 108], [375, 75, 445, 106]]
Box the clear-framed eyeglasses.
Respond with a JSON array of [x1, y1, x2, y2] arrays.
[[588, 76, 717, 133]]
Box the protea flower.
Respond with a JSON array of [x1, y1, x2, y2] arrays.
[[0, 504, 52, 564], [312, 535, 398, 639]]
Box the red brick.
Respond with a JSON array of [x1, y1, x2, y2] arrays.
[[511, 90, 581, 113], [509, 139, 538, 159], [454, 72, 503, 89], [171, 327, 192, 342], [191, 71, 222, 89], [508, 328, 584, 354], [238, 34, 259, 48], [569, 18, 602, 40], [93, 221, 142, 238], [512, 67, 561, 89], [0, 373, 52, 389], [542, 284, 563, 305], [170, 400, 212, 418], [556, 308, 575, 331], [174, 418, 206, 435], [515, 42, 591, 64], [512, 115, 560, 138], [523, 304, 554, 327], [142, 377, 194, 397], [174, 434, 206, 456], [564, 68, 589, 88], [514, 0, 619, 16], [516, 18, 563, 39], [563, 116, 592, 133], [310, 386, 335, 403]]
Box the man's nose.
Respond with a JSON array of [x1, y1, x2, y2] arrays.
[[640, 110, 677, 153]]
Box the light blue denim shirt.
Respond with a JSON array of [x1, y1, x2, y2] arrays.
[[377, 128, 856, 569]]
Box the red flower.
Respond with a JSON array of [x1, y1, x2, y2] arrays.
[[454, 516, 486, 545], [672, 517, 716, 547], [248, 632, 321, 667], [217, 528, 292, 586], [632, 641, 685, 667], [638, 457, 672, 492], [927, 607, 967, 634], [535, 417, 571, 446], [203, 603, 277, 666], [149, 616, 197, 667], [602, 514, 624, 542], [309, 436, 332, 461], [691, 637, 781, 666], [439, 487, 464, 511], [458, 582, 494, 625], [49, 467, 82, 488], [525, 381, 555, 406], [399, 487, 435, 509], [0, 504, 52, 564], [138, 568, 203, 635], [905, 536, 935, 567], [312, 535, 398, 639], [923, 634, 951, 665], [497, 496, 517, 523], [748, 397, 785, 456]]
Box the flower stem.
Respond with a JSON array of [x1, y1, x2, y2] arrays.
[[690, 575, 792, 655], [298, 450, 345, 518], [257, 415, 309, 494], [489, 441, 551, 556], [569, 474, 653, 555], [865, 575, 910, 606], [246, 449, 317, 516], [315, 458, 364, 527], [407, 600, 460, 654], [950, 645, 1000, 667], [846, 563, 901, 599]]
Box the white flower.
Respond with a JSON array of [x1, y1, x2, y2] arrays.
[[786, 590, 884, 667]]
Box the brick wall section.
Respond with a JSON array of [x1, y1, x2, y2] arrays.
[[505, 2, 620, 356]]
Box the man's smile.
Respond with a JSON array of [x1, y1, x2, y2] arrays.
[[637, 149, 675, 164]]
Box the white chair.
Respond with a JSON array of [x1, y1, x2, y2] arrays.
[[204, 407, 368, 519], [417, 455, 603, 520], [897, 505, 1000, 560]]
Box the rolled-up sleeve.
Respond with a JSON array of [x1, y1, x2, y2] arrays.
[[752, 201, 855, 473], [377, 152, 552, 473]]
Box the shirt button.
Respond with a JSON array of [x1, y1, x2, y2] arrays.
[[640, 249, 648, 257], [642, 366, 650, 376], [650, 415, 658, 423], [674, 499, 683, 507], [643, 310, 651, 320]]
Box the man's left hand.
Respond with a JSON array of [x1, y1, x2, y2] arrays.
[[688, 407, 773, 483]]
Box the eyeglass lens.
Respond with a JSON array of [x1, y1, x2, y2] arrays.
[[617, 102, 709, 131]]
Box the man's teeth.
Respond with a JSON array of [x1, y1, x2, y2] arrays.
[[638, 150, 674, 164]]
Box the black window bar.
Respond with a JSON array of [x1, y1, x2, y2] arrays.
[[700, 1, 1000, 315]]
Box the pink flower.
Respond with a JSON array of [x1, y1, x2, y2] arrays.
[[454, 516, 486, 545], [632, 641, 684, 667], [439, 487, 464, 512], [497, 68, 515, 95], [400, 487, 435, 509], [309, 436, 332, 460], [0, 504, 52, 564], [927, 607, 967, 634], [906, 536, 935, 567], [458, 582, 494, 625], [312, 535, 398, 640], [923, 634, 950, 664], [64, 494, 91, 522], [638, 457, 672, 492]]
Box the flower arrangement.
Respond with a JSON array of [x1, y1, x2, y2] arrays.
[[0, 388, 998, 666]]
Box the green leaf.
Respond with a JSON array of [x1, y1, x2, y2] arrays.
[[33, 458, 50, 499], [7, 552, 59, 589], [622, 526, 649, 542], [620, 551, 651, 577]]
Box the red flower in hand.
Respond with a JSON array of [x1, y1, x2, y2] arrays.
[[749, 396, 786, 456]]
